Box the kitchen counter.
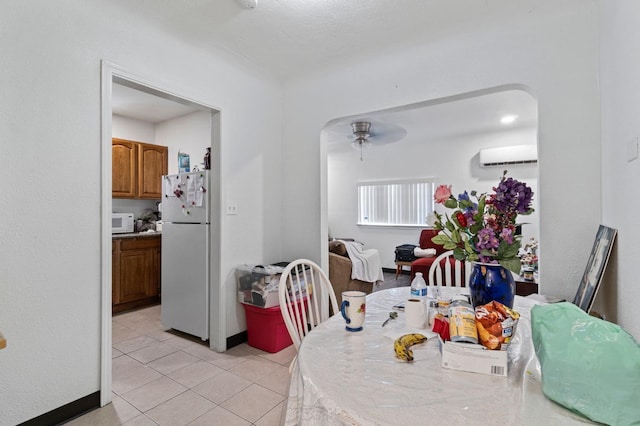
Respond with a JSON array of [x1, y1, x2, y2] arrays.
[[112, 231, 161, 239]]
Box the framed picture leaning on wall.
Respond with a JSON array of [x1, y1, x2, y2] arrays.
[[573, 225, 617, 313]]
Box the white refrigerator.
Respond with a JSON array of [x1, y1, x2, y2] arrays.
[[161, 170, 210, 340]]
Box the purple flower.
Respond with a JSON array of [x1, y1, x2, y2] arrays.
[[499, 228, 513, 244], [476, 228, 499, 251], [493, 178, 533, 214]]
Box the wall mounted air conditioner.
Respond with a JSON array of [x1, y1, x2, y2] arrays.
[[479, 145, 538, 167]]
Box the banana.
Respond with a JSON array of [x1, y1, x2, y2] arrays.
[[393, 333, 428, 362]]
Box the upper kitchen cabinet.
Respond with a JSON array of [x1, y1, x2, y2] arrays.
[[112, 138, 137, 198], [138, 142, 168, 199], [112, 138, 168, 199]]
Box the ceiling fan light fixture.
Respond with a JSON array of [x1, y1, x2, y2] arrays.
[[351, 139, 372, 150], [351, 121, 371, 140]]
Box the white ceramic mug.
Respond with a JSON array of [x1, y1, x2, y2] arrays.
[[340, 291, 366, 332], [405, 298, 427, 329]]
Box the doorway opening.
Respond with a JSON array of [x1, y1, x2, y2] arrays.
[[322, 85, 539, 276], [100, 61, 223, 407]]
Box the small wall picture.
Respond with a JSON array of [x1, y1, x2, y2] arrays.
[[573, 225, 617, 313], [178, 151, 190, 173]]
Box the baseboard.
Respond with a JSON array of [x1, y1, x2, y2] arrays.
[[226, 330, 248, 349], [383, 266, 410, 275], [19, 391, 100, 426]]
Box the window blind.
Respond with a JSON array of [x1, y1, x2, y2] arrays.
[[357, 179, 435, 226]]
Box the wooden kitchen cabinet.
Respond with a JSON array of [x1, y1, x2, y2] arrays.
[[138, 142, 168, 199], [112, 139, 137, 198], [112, 138, 168, 199], [112, 235, 161, 313]]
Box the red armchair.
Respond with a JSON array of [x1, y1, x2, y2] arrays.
[[410, 229, 449, 281]]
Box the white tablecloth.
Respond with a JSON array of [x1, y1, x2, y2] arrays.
[[284, 287, 597, 425]]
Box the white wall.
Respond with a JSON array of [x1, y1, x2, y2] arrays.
[[282, 4, 600, 309], [156, 110, 212, 175], [112, 113, 156, 143], [598, 0, 640, 339], [0, 1, 283, 424], [328, 119, 539, 269]]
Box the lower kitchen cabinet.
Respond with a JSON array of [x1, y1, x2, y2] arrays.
[[113, 235, 161, 313]]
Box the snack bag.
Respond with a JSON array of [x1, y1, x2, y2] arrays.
[[475, 301, 519, 350]]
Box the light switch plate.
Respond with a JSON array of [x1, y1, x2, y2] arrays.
[[226, 201, 238, 215], [627, 137, 638, 162]]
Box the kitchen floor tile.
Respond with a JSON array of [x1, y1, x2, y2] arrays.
[[127, 320, 162, 336], [163, 334, 201, 350], [192, 371, 251, 404], [121, 376, 187, 412], [147, 350, 198, 375], [112, 325, 142, 344], [121, 414, 158, 426], [201, 346, 254, 370], [227, 354, 281, 382], [254, 364, 291, 396], [128, 340, 178, 364], [145, 390, 215, 425], [112, 356, 163, 395], [167, 360, 224, 388], [255, 344, 296, 365], [113, 310, 148, 325], [255, 402, 286, 426], [189, 405, 251, 426], [73, 304, 295, 425], [113, 335, 159, 354], [220, 384, 284, 423], [144, 329, 174, 342]]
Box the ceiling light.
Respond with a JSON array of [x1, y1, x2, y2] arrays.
[[500, 115, 518, 124]]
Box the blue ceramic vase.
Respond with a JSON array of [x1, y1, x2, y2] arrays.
[[469, 263, 515, 308]]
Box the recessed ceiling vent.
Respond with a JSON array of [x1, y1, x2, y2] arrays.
[[479, 145, 538, 167]]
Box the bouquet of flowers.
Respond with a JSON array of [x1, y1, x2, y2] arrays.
[[431, 171, 534, 274], [520, 237, 539, 270]]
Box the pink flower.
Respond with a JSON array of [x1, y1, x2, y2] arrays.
[[434, 185, 452, 204]]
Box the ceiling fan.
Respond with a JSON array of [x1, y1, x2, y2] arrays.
[[349, 120, 406, 161]]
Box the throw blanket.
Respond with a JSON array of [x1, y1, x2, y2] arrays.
[[414, 247, 436, 258], [339, 240, 385, 285]]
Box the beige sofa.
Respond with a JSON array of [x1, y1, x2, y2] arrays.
[[328, 240, 375, 305]]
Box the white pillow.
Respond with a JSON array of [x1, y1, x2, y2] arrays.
[[414, 247, 436, 258]]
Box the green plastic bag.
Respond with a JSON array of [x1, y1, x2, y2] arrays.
[[531, 302, 640, 425]]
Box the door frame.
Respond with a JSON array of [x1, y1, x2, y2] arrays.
[[100, 61, 223, 406]]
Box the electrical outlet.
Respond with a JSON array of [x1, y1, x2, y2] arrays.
[[226, 202, 238, 215]]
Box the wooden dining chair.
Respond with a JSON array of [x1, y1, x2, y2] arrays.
[[278, 259, 339, 352], [428, 250, 471, 287]]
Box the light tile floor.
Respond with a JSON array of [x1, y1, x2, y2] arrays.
[[66, 305, 296, 425]]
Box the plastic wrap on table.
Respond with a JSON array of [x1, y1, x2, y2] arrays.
[[531, 302, 640, 425], [284, 287, 599, 425]]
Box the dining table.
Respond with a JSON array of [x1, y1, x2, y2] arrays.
[[283, 286, 597, 425]]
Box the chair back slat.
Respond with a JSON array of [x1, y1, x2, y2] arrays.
[[428, 250, 469, 289], [279, 259, 339, 351]]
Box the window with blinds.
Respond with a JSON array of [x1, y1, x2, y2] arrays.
[[357, 179, 435, 226]]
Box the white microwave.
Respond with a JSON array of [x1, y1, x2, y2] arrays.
[[112, 213, 134, 234]]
